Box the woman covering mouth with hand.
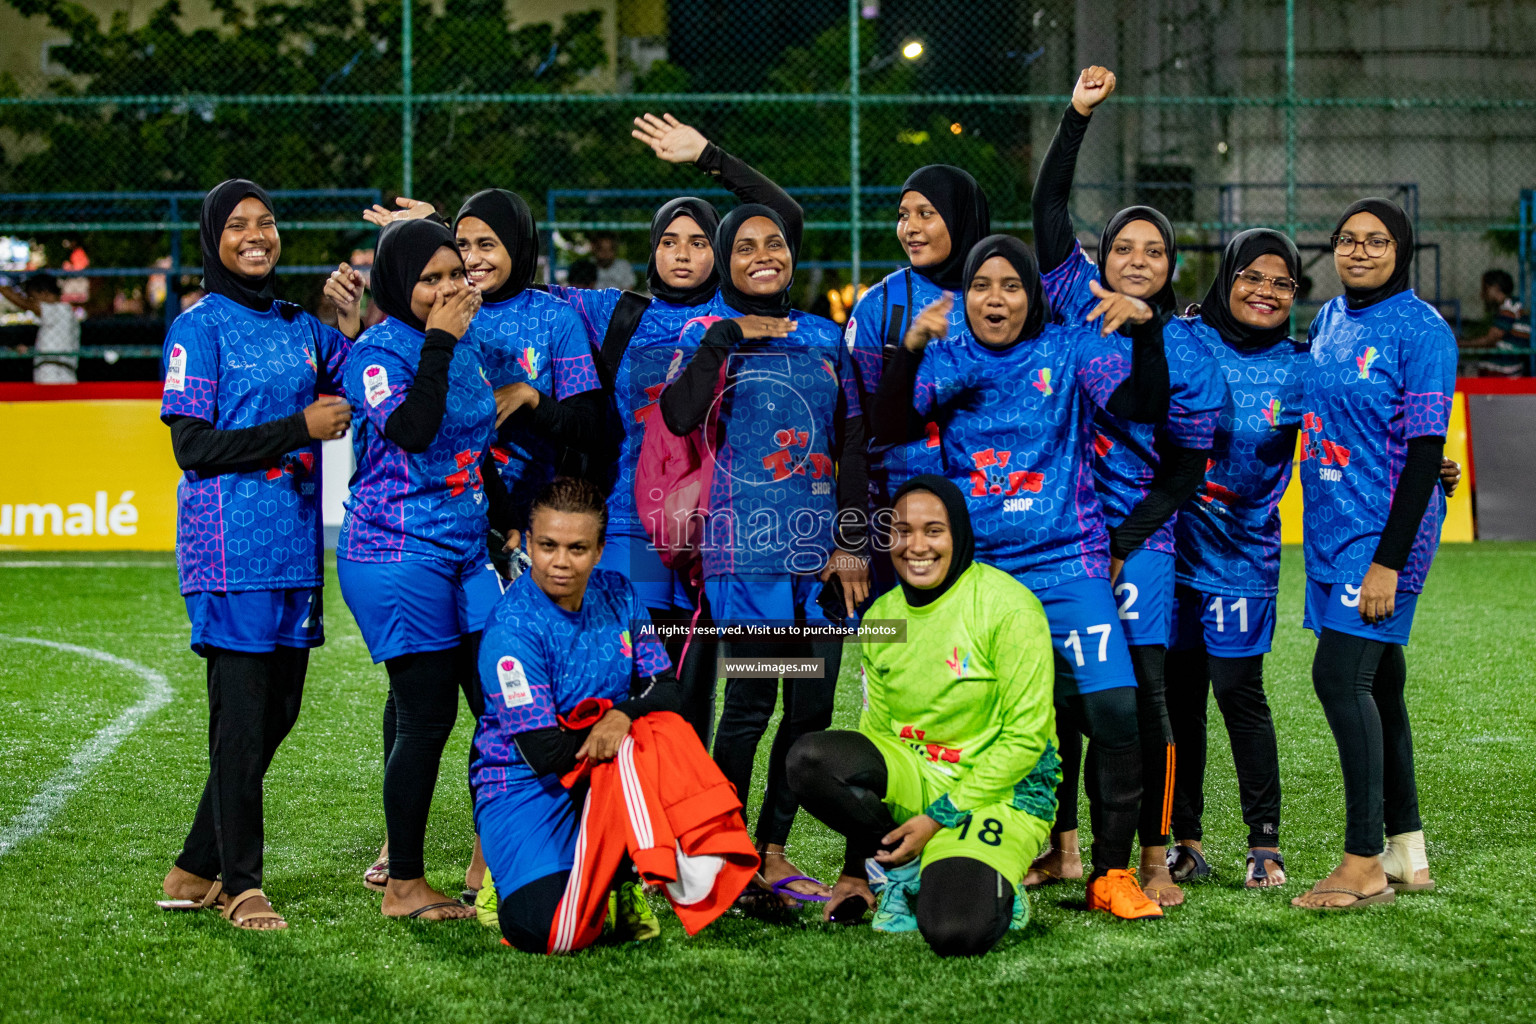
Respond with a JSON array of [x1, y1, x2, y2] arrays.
[[657, 203, 870, 905]]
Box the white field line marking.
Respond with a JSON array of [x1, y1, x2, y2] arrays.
[[0, 636, 174, 859], [0, 561, 176, 568]]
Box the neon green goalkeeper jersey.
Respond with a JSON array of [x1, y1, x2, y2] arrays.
[[858, 561, 1060, 826]]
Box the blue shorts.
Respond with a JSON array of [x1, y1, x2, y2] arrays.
[[476, 775, 579, 895], [185, 587, 323, 657], [1114, 548, 1175, 647], [338, 555, 476, 664], [1303, 578, 1420, 646], [1172, 585, 1279, 658], [704, 573, 828, 626], [599, 527, 691, 613], [463, 558, 516, 634], [1029, 577, 1137, 697]]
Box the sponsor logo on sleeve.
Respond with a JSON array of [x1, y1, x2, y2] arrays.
[[165, 343, 187, 391], [363, 364, 390, 407], [496, 656, 533, 707], [843, 316, 858, 351]]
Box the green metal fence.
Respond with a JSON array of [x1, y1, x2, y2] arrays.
[[0, 0, 1530, 330]]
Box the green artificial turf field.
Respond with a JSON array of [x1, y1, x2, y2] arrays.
[[0, 545, 1532, 1024]]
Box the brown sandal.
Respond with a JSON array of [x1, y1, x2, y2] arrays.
[[221, 888, 288, 930], [156, 878, 222, 912], [1292, 885, 1396, 911]]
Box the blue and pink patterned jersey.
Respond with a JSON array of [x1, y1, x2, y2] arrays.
[[554, 285, 729, 536], [472, 290, 599, 507], [470, 567, 671, 804], [1092, 325, 1227, 553], [338, 318, 497, 563], [159, 293, 350, 595], [1040, 240, 1102, 329], [1301, 290, 1457, 593], [912, 320, 1131, 590], [846, 269, 965, 492], [1172, 316, 1309, 598], [701, 307, 863, 581]]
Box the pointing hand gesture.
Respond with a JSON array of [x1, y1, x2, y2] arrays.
[[903, 294, 953, 352], [1086, 279, 1152, 337]]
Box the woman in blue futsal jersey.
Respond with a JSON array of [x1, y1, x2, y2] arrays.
[[157, 178, 360, 931], [1292, 198, 1456, 910], [657, 203, 870, 903], [1026, 63, 1228, 907], [1157, 229, 1307, 895], [872, 233, 1170, 921], [554, 112, 805, 744], [471, 478, 679, 952], [338, 217, 495, 922], [843, 163, 992, 497]]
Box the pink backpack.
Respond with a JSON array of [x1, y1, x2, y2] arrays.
[[634, 316, 728, 584]]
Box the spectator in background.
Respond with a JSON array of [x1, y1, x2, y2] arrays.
[[1461, 269, 1530, 376], [565, 258, 598, 289], [0, 272, 79, 384], [590, 232, 636, 290]]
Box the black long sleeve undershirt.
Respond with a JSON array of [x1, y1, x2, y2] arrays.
[[834, 390, 870, 555], [696, 142, 804, 253], [510, 668, 682, 777], [1104, 317, 1171, 424], [1371, 435, 1445, 571], [383, 328, 457, 454], [1033, 105, 1092, 274], [659, 318, 742, 435], [870, 343, 926, 448], [1109, 442, 1211, 560], [166, 413, 311, 476], [501, 387, 608, 456], [480, 446, 516, 536]]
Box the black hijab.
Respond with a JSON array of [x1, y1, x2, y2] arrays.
[[454, 189, 537, 304], [1099, 205, 1179, 323], [1197, 228, 1300, 349], [715, 203, 794, 318], [647, 196, 721, 307], [961, 234, 1048, 346], [1333, 197, 1414, 311], [200, 178, 277, 313], [901, 165, 992, 291], [891, 475, 976, 607], [371, 218, 461, 333]]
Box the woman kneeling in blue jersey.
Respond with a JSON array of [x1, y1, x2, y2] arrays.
[[1292, 198, 1456, 910], [470, 478, 681, 951]]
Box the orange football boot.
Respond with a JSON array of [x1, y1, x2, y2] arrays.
[[1088, 868, 1164, 920]]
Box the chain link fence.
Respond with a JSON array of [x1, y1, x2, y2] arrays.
[[0, 0, 1531, 372]]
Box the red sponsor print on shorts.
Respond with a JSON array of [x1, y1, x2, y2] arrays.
[[968, 448, 1044, 497]]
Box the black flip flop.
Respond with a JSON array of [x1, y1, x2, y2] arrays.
[[1167, 845, 1211, 883]]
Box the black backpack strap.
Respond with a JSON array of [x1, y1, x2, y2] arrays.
[[596, 290, 649, 391], [882, 268, 911, 367]]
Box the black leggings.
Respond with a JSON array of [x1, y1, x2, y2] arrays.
[[1048, 686, 1140, 876], [176, 646, 308, 895], [713, 639, 841, 848], [646, 603, 718, 747], [381, 637, 478, 881], [1311, 628, 1420, 856], [787, 731, 1015, 958], [1166, 649, 1282, 848]]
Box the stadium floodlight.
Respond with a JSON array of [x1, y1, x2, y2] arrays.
[[902, 40, 924, 60]]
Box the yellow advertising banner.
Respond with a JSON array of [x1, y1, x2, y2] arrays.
[[1278, 392, 1474, 544], [0, 399, 178, 550]]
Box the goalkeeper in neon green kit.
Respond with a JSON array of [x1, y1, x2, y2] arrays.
[[788, 475, 1061, 957]]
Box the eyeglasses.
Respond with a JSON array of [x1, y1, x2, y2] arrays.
[[1235, 269, 1298, 297], [1332, 234, 1395, 258]]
